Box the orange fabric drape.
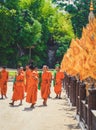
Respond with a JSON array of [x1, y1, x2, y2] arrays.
[[61, 18, 96, 81]]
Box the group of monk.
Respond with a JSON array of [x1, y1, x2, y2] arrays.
[[0, 64, 64, 108]]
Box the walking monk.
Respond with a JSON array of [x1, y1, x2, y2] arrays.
[[20, 67, 26, 92], [47, 67, 52, 98], [9, 68, 25, 106], [26, 66, 39, 108], [54, 65, 64, 99], [25, 65, 31, 93], [0, 66, 8, 99], [41, 65, 51, 106]]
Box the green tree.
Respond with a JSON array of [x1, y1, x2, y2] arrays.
[[0, 7, 17, 66], [52, 0, 96, 38], [5, 0, 20, 10], [0, 0, 75, 68], [13, 9, 42, 66], [48, 13, 74, 62], [28, 0, 74, 64]]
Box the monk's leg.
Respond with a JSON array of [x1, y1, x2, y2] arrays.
[[1, 93, 7, 99], [43, 99, 47, 106], [1, 84, 7, 99], [30, 96, 36, 108], [48, 87, 51, 98], [55, 94, 58, 99], [4, 84, 7, 98], [9, 100, 15, 106], [19, 100, 22, 105], [30, 104, 35, 108], [1, 94, 3, 99], [58, 92, 62, 99], [5, 94, 8, 98], [1, 85, 4, 99], [48, 84, 51, 98]]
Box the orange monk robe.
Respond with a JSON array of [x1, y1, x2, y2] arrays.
[[25, 69, 31, 92], [21, 70, 26, 89], [54, 71, 64, 95], [47, 71, 52, 96], [41, 72, 50, 101], [0, 70, 8, 96], [26, 71, 39, 104], [12, 73, 24, 101]]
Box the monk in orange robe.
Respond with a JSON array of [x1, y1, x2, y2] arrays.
[[0, 66, 8, 99], [47, 67, 52, 98], [25, 65, 31, 93], [20, 67, 26, 92], [26, 66, 39, 108], [9, 68, 25, 106], [41, 65, 51, 106], [54, 66, 64, 99]]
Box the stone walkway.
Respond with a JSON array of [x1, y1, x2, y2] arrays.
[[0, 82, 81, 130]]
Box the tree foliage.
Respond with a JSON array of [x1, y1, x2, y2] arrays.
[[53, 0, 96, 38], [0, 0, 75, 68]]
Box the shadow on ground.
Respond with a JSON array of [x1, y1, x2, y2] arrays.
[[23, 107, 34, 111], [64, 123, 80, 130]]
